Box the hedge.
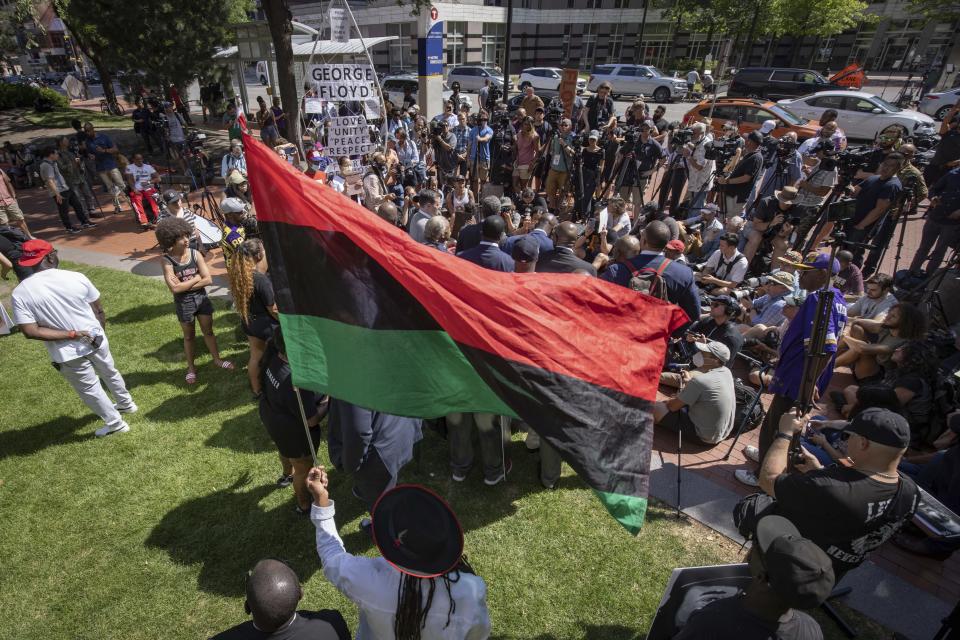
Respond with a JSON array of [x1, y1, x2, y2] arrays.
[[0, 83, 70, 110]]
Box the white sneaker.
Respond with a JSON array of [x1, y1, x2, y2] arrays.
[[452, 471, 468, 482], [115, 402, 138, 414], [743, 445, 760, 463], [734, 469, 760, 487], [95, 422, 130, 438]]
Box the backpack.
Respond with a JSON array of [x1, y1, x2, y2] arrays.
[[628, 257, 671, 300], [733, 377, 765, 432]]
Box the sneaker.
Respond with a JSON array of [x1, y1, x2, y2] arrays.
[[276, 474, 293, 487], [95, 422, 130, 438], [114, 402, 138, 414], [452, 470, 468, 482], [734, 469, 760, 487], [359, 517, 373, 538], [81, 222, 96, 229], [294, 504, 310, 516], [484, 458, 514, 486], [743, 445, 760, 463], [67, 226, 81, 234]]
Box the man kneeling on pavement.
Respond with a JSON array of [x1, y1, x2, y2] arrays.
[[654, 340, 736, 445]]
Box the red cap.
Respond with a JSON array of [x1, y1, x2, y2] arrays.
[[19, 239, 55, 266], [666, 239, 685, 251]]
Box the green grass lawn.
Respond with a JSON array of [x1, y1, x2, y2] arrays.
[[22, 107, 131, 129], [0, 263, 890, 639]]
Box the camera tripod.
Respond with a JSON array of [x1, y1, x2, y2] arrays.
[[861, 180, 920, 277]]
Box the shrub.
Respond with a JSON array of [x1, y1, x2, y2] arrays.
[[0, 83, 70, 111]]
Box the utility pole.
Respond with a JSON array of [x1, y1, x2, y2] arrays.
[[635, 0, 649, 64], [503, 0, 513, 100]]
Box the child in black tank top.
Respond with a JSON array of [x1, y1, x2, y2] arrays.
[[155, 217, 234, 384]]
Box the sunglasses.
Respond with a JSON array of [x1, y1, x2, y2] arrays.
[[710, 302, 725, 308]]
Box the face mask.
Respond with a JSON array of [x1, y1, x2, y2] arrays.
[[310, 162, 321, 171], [692, 351, 705, 368]]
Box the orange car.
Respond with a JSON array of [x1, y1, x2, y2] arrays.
[[683, 97, 820, 141]]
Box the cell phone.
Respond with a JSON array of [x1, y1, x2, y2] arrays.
[[90, 334, 104, 349]]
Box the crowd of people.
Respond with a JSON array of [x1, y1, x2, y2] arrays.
[[2, 80, 960, 640]]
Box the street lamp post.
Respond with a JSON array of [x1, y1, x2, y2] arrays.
[[635, 0, 649, 64]]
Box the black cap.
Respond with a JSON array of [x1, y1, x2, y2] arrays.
[[512, 235, 540, 262], [756, 516, 835, 609], [846, 407, 910, 449], [746, 131, 764, 145], [372, 485, 463, 578]]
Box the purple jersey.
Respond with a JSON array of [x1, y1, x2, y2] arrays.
[[769, 287, 847, 400]]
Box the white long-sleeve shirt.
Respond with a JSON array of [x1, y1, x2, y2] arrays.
[[311, 501, 491, 640]]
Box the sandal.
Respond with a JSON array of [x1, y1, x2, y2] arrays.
[[185, 371, 198, 385], [214, 360, 235, 370]]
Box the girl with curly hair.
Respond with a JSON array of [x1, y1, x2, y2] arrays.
[[227, 238, 278, 397]]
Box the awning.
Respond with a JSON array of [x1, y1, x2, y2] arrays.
[[212, 36, 397, 62]]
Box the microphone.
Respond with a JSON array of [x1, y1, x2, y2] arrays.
[[735, 351, 763, 367], [667, 362, 693, 372], [840, 239, 876, 250]]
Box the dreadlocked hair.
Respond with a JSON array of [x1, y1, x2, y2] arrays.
[[227, 238, 265, 325], [393, 555, 475, 640]]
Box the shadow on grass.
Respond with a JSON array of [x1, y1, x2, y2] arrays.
[[145, 472, 345, 597], [0, 413, 98, 458], [492, 624, 644, 640], [109, 302, 173, 325], [205, 408, 275, 454]]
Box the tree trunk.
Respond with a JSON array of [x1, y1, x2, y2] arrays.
[[262, 0, 302, 156], [700, 22, 715, 77], [806, 35, 822, 69], [61, 19, 118, 111], [739, 1, 761, 68]]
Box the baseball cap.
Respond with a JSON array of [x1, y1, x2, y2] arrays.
[[700, 203, 720, 216], [162, 189, 182, 204], [694, 340, 730, 363], [759, 120, 777, 134], [781, 252, 841, 274], [755, 515, 835, 609], [228, 171, 247, 185], [511, 235, 540, 262], [846, 407, 910, 449], [220, 197, 249, 215], [18, 238, 55, 267], [777, 250, 803, 266], [588, 129, 600, 140], [766, 270, 795, 289], [665, 239, 685, 252], [499, 196, 513, 209]]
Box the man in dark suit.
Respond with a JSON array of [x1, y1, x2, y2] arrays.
[[458, 215, 515, 272], [503, 209, 556, 255], [600, 220, 700, 326], [456, 195, 501, 254], [537, 221, 597, 276]]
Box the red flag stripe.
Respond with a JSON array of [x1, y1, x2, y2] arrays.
[[244, 134, 687, 401]]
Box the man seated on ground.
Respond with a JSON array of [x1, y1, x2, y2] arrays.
[[834, 249, 864, 300], [742, 186, 798, 264], [664, 239, 687, 264], [654, 340, 736, 445], [675, 515, 834, 640], [754, 410, 920, 580], [844, 273, 897, 331], [835, 301, 926, 384], [739, 270, 795, 334], [220, 139, 247, 179], [745, 292, 805, 385], [676, 295, 742, 372], [683, 203, 723, 261], [125, 153, 160, 230], [696, 233, 748, 295], [211, 558, 349, 639]]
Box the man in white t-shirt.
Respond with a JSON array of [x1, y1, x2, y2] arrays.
[[696, 232, 749, 295], [11, 239, 136, 437], [124, 153, 160, 229]]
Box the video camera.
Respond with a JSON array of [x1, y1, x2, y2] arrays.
[[545, 103, 564, 130], [429, 119, 447, 138], [837, 146, 881, 181], [185, 129, 206, 152], [704, 137, 739, 166], [776, 136, 799, 159], [669, 126, 694, 151]]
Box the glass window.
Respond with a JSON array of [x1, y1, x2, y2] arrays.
[[386, 23, 412, 72], [701, 105, 739, 121], [482, 23, 506, 67], [615, 0, 631, 7], [768, 104, 804, 125], [844, 96, 877, 113], [809, 95, 844, 109], [770, 70, 794, 81], [446, 22, 466, 68], [608, 24, 624, 62], [616, 66, 638, 76], [741, 107, 774, 124]]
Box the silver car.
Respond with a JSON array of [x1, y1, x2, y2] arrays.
[[918, 86, 960, 121], [586, 64, 686, 102], [446, 65, 506, 92]]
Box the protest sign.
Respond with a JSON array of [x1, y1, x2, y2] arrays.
[[307, 64, 378, 101], [304, 98, 323, 114], [326, 115, 375, 157], [329, 7, 349, 43]]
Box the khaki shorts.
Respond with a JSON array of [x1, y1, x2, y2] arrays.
[[0, 202, 24, 225], [513, 164, 531, 180], [472, 160, 489, 183], [545, 169, 569, 197]]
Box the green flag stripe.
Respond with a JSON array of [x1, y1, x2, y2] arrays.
[[593, 490, 649, 536], [279, 313, 515, 418]]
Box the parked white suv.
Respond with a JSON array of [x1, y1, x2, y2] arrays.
[[446, 65, 508, 92], [518, 67, 586, 95], [586, 64, 686, 102]]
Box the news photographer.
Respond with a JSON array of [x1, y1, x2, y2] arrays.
[[696, 233, 749, 295], [666, 295, 742, 376], [362, 152, 393, 213], [682, 203, 724, 260], [431, 119, 458, 191], [580, 81, 617, 133], [742, 187, 799, 265], [924, 98, 960, 186], [543, 118, 576, 211], [745, 134, 802, 218], [220, 139, 247, 179], [613, 121, 663, 208], [847, 153, 904, 265], [908, 166, 960, 276], [854, 125, 904, 181], [739, 271, 795, 333], [681, 122, 714, 212], [792, 142, 839, 251], [654, 340, 736, 446], [716, 131, 764, 216], [657, 124, 691, 214], [394, 127, 426, 189]]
